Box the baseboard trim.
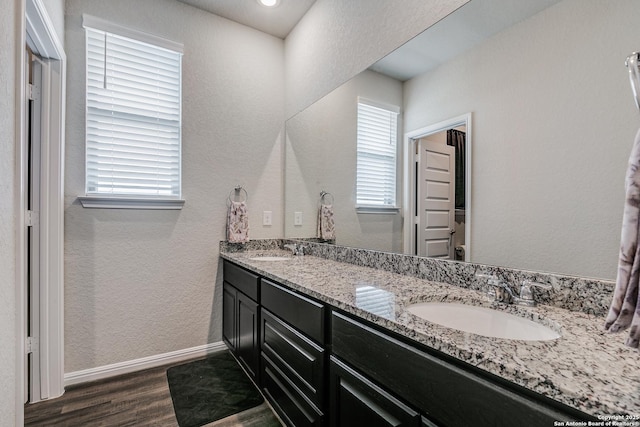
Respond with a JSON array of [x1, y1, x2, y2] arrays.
[[64, 341, 227, 387]]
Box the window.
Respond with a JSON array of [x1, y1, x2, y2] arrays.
[[356, 98, 399, 211], [80, 16, 184, 209]]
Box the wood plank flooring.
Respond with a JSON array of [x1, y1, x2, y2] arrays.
[[24, 357, 283, 427]]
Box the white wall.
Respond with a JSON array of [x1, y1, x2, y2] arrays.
[[285, 70, 403, 252], [404, 0, 640, 279], [284, 0, 469, 118], [0, 0, 18, 422], [64, 0, 284, 372]]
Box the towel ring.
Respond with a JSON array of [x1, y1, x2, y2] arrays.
[[320, 190, 334, 205], [228, 186, 248, 204]]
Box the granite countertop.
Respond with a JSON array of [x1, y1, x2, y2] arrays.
[[220, 250, 640, 419]]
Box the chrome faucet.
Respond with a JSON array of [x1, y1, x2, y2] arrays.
[[517, 280, 552, 307], [284, 243, 305, 256], [476, 274, 551, 307]]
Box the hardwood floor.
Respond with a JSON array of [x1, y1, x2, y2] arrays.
[[24, 357, 283, 427]]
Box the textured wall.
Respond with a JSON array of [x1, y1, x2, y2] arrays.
[[0, 0, 17, 422], [285, 70, 403, 252], [284, 0, 469, 118], [404, 0, 640, 280], [64, 0, 284, 372]]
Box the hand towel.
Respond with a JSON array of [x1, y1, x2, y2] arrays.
[[317, 204, 335, 240], [227, 201, 249, 244], [605, 128, 640, 348]]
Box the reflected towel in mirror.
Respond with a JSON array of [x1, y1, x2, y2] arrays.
[[227, 201, 249, 243], [605, 128, 640, 348], [317, 204, 335, 240]]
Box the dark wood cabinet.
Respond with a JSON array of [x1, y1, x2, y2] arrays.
[[222, 261, 260, 381], [222, 259, 594, 427], [262, 352, 324, 427], [261, 308, 325, 407], [236, 291, 259, 378], [331, 310, 592, 427], [260, 278, 327, 426], [329, 356, 422, 427], [222, 283, 237, 351]]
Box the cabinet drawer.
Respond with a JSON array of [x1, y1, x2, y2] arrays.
[[261, 279, 325, 344], [262, 353, 324, 427], [331, 311, 584, 427], [330, 356, 421, 427], [223, 260, 259, 300], [262, 308, 325, 407]]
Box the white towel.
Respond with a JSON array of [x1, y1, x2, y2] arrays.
[[605, 128, 640, 348], [317, 204, 335, 240], [227, 201, 249, 244]]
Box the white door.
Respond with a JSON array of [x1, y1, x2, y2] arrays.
[[417, 139, 455, 259]]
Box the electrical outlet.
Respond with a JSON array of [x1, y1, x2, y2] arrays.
[[294, 211, 303, 226], [263, 211, 272, 226]]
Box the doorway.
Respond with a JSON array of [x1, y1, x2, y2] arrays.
[[403, 114, 472, 261]]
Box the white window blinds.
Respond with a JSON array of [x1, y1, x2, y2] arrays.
[[85, 25, 182, 198], [356, 99, 399, 207]]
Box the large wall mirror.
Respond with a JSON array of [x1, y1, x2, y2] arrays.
[[285, 0, 640, 281]]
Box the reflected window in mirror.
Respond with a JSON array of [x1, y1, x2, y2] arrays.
[[355, 97, 400, 211]]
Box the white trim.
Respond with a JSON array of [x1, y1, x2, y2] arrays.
[[82, 14, 184, 53], [357, 96, 401, 114], [78, 196, 186, 210], [25, 0, 63, 59], [403, 113, 472, 259], [64, 342, 227, 387], [356, 206, 401, 214], [20, 0, 67, 409], [16, 2, 28, 423]]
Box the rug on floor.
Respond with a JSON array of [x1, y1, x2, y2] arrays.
[[167, 351, 264, 427]]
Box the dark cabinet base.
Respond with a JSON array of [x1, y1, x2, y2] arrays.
[[329, 356, 422, 427], [262, 353, 324, 427], [223, 261, 260, 383]]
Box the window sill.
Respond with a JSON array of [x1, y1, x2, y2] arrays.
[[78, 196, 185, 210], [355, 205, 401, 214]]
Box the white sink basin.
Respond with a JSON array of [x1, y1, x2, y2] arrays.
[[406, 302, 560, 341], [248, 256, 291, 261]]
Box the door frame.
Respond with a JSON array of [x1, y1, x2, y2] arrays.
[[17, 0, 66, 419], [402, 113, 472, 259]]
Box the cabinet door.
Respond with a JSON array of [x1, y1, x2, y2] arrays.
[[222, 283, 237, 351], [330, 356, 421, 427], [237, 291, 259, 379]]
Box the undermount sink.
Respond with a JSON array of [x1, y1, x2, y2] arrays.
[[248, 256, 291, 261], [406, 302, 561, 341]]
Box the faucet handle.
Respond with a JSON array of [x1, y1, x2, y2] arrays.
[[519, 281, 551, 303]]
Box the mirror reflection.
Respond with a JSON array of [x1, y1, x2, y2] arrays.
[[284, 0, 640, 280]]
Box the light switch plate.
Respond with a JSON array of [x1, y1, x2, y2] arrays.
[[294, 211, 303, 226], [263, 211, 272, 226]]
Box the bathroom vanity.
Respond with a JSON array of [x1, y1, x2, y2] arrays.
[[221, 244, 640, 427]]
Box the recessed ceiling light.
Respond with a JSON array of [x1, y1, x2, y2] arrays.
[[258, 0, 280, 7]]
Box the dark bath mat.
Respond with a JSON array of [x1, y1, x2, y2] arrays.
[[167, 351, 264, 427]]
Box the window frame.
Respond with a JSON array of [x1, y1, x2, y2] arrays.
[[79, 15, 185, 209], [355, 97, 401, 214]]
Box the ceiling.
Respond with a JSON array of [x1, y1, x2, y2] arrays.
[[371, 0, 562, 81], [177, 0, 317, 39]]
